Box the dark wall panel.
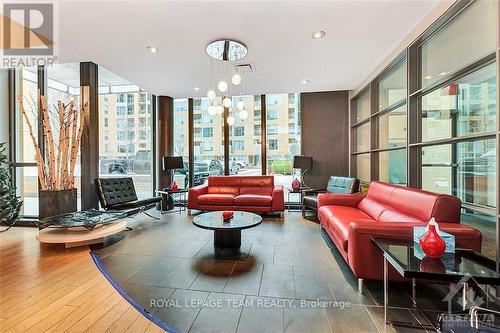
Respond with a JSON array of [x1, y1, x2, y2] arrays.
[[301, 91, 349, 189]]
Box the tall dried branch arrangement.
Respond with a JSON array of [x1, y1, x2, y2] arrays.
[[17, 95, 89, 191]]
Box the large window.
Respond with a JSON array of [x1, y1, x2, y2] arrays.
[[14, 67, 38, 217], [266, 93, 301, 195], [98, 67, 153, 199], [376, 59, 408, 185], [229, 95, 261, 177], [352, 88, 371, 181], [420, 0, 497, 89], [173, 99, 189, 189], [194, 98, 225, 182], [421, 63, 496, 142], [422, 139, 496, 208], [416, 0, 497, 260]]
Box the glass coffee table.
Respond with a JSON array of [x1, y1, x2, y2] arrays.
[[372, 237, 500, 330], [193, 211, 262, 248]]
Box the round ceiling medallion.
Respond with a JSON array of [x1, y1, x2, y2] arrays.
[[206, 39, 248, 62]]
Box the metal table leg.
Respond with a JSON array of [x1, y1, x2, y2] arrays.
[[384, 257, 388, 324]]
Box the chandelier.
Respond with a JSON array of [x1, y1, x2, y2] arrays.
[[205, 39, 248, 123]]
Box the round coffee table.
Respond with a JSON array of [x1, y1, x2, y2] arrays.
[[192, 211, 262, 248]]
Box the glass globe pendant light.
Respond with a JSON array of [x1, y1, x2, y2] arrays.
[[215, 105, 224, 115], [207, 90, 216, 100], [231, 74, 241, 86], [227, 115, 235, 125], [239, 109, 248, 120], [222, 96, 232, 108], [207, 104, 217, 116], [218, 81, 228, 93]]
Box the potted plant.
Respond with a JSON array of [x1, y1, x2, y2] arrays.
[[0, 142, 23, 231], [18, 95, 88, 219]]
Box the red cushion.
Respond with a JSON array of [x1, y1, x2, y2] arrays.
[[234, 194, 272, 207], [240, 176, 274, 187], [197, 194, 235, 206], [378, 208, 422, 223], [320, 206, 374, 251], [239, 187, 273, 195], [358, 198, 387, 220]]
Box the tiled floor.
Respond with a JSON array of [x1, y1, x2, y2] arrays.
[[92, 211, 461, 333]]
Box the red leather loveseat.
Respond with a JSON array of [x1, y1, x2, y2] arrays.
[[318, 181, 482, 281], [187, 176, 285, 213]]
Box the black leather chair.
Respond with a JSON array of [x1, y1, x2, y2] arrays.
[[95, 177, 161, 219], [302, 176, 360, 218]]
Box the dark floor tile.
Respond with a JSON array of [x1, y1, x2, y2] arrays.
[[283, 299, 331, 333], [121, 283, 175, 313], [224, 261, 263, 296], [155, 289, 209, 333], [366, 280, 414, 308], [236, 296, 283, 333], [326, 304, 378, 332], [194, 243, 252, 261], [293, 265, 335, 300], [158, 258, 205, 289], [260, 231, 284, 245], [100, 253, 155, 284], [189, 292, 245, 333], [259, 264, 295, 298], [366, 306, 428, 333], [273, 245, 300, 265], [127, 256, 182, 286], [248, 243, 275, 264], [190, 260, 236, 292]]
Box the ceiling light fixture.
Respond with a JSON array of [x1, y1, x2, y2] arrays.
[[194, 87, 200, 91], [146, 46, 158, 53], [301, 79, 309, 84], [311, 31, 326, 39]]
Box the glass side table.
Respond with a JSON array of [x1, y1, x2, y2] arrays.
[[156, 189, 188, 214], [286, 187, 310, 212], [371, 237, 500, 330]]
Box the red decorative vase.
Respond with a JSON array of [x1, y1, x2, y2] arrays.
[[419, 218, 446, 259], [222, 211, 233, 220], [291, 178, 301, 191], [170, 181, 178, 192]]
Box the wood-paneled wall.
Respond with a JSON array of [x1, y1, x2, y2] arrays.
[[301, 91, 349, 189]]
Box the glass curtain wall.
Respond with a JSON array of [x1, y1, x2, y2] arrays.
[[376, 59, 407, 185], [266, 93, 301, 195], [14, 67, 39, 217], [193, 97, 225, 183], [349, 0, 498, 260], [228, 95, 262, 176], [98, 66, 154, 199], [352, 89, 371, 182], [173, 99, 189, 189]]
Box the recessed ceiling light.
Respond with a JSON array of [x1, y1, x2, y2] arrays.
[[439, 72, 448, 76], [311, 31, 326, 39], [146, 46, 159, 53], [424, 75, 433, 80], [194, 87, 200, 91], [301, 79, 309, 84]]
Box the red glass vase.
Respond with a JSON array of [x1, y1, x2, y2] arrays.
[[419, 220, 446, 259], [419, 256, 445, 273], [170, 181, 178, 192], [222, 211, 233, 220], [291, 178, 301, 191]]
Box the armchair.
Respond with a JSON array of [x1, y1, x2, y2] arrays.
[[302, 176, 359, 218]]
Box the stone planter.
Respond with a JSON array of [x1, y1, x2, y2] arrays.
[[39, 188, 77, 219]]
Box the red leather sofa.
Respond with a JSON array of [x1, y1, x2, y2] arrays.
[[187, 176, 285, 213], [318, 181, 482, 281]]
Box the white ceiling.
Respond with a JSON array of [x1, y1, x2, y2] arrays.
[[58, 0, 441, 98]]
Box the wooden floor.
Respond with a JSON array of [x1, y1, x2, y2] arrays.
[[0, 226, 164, 333]]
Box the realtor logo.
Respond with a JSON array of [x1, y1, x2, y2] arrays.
[[1, 2, 58, 68]]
